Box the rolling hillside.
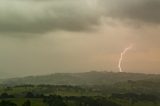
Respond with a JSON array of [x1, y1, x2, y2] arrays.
[[1, 71, 160, 86]]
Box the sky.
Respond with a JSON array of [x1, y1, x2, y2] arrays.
[[0, 0, 160, 78]]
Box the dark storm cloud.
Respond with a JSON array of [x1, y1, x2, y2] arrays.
[[0, 0, 100, 33], [102, 0, 160, 24], [1, 0, 160, 33]]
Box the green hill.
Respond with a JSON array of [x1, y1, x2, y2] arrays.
[[1, 71, 160, 86]]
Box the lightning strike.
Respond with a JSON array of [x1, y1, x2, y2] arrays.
[[118, 45, 133, 72]]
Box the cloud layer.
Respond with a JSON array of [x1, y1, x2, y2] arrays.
[[0, 0, 101, 33], [1, 0, 160, 34], [102, 0, 160, 24]]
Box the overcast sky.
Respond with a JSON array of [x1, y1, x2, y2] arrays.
[[0, 0, 160, 78]]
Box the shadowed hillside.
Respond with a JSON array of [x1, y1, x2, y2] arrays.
[[1, 71, 160, 86]]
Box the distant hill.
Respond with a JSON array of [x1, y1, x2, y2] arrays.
[[1, 71, 160, 86]]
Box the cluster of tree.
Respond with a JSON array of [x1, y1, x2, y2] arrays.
[[24, 93, 121, 106], [0, 93, 14, 99], [110, 93, 159, 105], [0, 92, 159, 106], [43, 95, 121, 106], [68, 96, 121, 106], [22, 100, 31, 106], [43, 95, 66, 106], [0, 100, 17, 106], [0, 100, 31, 106], [1, 92, 43, 99]]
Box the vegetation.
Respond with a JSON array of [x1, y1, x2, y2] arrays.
[[1, 71, 160, 86], [0, 72, 159, 106]]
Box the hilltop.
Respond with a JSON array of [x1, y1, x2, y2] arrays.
[[1, 71, 160, 86]]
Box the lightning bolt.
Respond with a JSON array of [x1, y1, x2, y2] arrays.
[[118, 45, 133, 72]]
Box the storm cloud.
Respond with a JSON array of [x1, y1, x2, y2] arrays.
[[102, 0, 160, 24], [1, 0, 160, 34], [0, 0, 101, 33]]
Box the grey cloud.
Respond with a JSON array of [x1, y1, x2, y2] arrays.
[[1, 0, 160, 34], [0, 0, 101, 33], [101, 0, 160, 24]]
